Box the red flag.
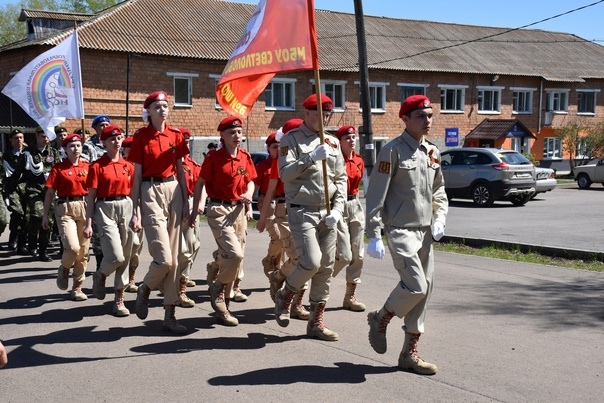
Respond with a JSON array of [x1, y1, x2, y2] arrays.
[[216, 0, 318, 118]]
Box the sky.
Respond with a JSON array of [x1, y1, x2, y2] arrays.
[[0, 0, 602, 42]]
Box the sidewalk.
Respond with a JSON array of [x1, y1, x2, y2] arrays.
[[0, 226, 603, 402]]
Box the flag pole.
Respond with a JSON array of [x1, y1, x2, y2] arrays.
[[313, 69, 331, 215], [73, 20, 85, 135]]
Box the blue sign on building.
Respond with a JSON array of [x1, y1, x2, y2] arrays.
[[445, 128, 459, 147]]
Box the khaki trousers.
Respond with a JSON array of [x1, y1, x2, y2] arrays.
[[206, 203, 247, 286], [384, 226, 434, 334], [55, 200, 89, 283], [179, 196, 201, 280], [285, 206, 336, 303], [333, 197, 365, 283], [95, 198, 134, 289], [259, 195, 284, 273], [140, 181, 182, 306]]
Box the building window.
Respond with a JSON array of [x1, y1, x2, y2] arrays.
[[545, 89, 569, 112], [209, 74, 222, 109], [265, 78, 296, 110], [511, 88, 535, 114], [543, 137, 562, 159], [167, 72, 198, 107], [355, 81, 389, 112], [397, 83, 428, 101], [311, 80, 346, 111], [577, 90, 598, 115], [477, 86, 503, 113], [439, 85, 467, 112]]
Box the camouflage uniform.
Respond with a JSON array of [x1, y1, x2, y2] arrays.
[[18, 143, 62, 258], [85, 134, 105, 268], [2, 145, 27, 252], [0, 152, 8, 238]]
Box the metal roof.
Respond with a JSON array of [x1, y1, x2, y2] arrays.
[[3, 0, 604, 81], [465, 119, 536, 140], [19, 9, 94, 22]]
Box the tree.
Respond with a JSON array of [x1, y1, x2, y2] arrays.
[[556, 119, 604, 173], [0, 0, 119, 46]]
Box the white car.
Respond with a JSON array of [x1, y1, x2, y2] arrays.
[[574, 158, 604, 189], [533, 167, 557, 198]]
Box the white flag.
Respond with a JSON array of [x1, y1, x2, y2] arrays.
[[2, 30, 84, 141]]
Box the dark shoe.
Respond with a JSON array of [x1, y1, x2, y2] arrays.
[[39, 253, 52, 262], [28, 248, 37, 257], [17, 246, 29, 255]]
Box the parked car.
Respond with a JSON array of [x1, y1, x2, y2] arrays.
[[532, 166, 557, 198], [573, 158, 604, 189], [440, 147, 536, 207]]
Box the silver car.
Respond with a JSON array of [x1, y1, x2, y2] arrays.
[[441, 147, 536, 206], [533, 166, 557, 198]]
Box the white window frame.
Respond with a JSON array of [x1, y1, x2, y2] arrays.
[[167, 72, 198, 107], [543, 137, 562, 160], [438, 84, 467, 113], [209, 74, 223, 109], [355, 81, 389, 113], [265, 78, 296, 111], [545, 89, 570, 113], [397, 83, 429, 101], [576, 89, 599, 115], [310, 79, 347, 112], [477, 86, 504, 114], [511, 87, 536, 114]]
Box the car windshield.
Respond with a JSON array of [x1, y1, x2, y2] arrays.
[[498, 152, 531, 165]]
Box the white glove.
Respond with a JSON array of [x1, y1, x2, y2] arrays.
[[432, 220, 445, 241], [366, 237, 385, 260], [308, 144, 328, 162], [324, 209, 342, 228]]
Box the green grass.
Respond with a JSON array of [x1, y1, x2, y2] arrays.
[[434, 241, 604, 272]]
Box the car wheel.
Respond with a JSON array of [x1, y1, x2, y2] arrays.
[[472, 183, 494, 207], [509, 194, 531, 206], [577, 174, 592, 189]]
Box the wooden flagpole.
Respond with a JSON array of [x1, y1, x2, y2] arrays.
[[313, 69, 331, 215]]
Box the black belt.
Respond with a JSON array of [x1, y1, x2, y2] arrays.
[[347, 194, 358, 201], [142, 176, 174, 183], [208, 198, 242, 206], [275, 199, 287, 204], [98, 196, 127, 201], [57, 196, 85, 203]]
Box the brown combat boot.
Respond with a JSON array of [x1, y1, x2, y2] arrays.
[[113, 288, 130, 317], [71, 279, 88, 301], [124, 266, 138, 293], [290, 289, 310, 320], [209, 280, 227, 314], [56, 265, 70, 290], [92, 271, 107, 300], [274, 285, 297, 327], [398, 332, 438, 375], [216, 298, 239, 326], [232, 279, 247, 302], [343, 282, 366, 311], [177, 277, 195, 307], [163, 305, 187, 334], [269, 269, 286, 303], [135, 283, 151, 319], [367, 306, 394, 354], [307, 302, 339, 341]]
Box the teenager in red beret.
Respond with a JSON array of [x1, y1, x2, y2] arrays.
[[273, 94, 348, 341], [331, 125, 366, 312], [365, 95, 448, 375], [128, 90, 190, 334], [84, 125, 135, 317], [189, 116, 257, 326], [120, 134, 141, 293], [42, 133, 90, 301]]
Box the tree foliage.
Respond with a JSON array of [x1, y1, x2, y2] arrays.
[[0, 0, 119, 46], [556, 119, 604, 172]]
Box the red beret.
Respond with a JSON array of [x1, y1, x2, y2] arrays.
[[122, 136, 133, 148], [265, 132, 278, 146], [399, 95, 432, 118], [61, 133, 82, 148], [144, 91, 168, 109], [101, 125, 123, 141], [282, 118, 304, 134], [302, 94, 333, 112], [180, 128, 191, 139], [217, 116, 243, 132], [335, 125, 356, 139]]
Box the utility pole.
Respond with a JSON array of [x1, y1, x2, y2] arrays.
[[353, 0, 375, 175]]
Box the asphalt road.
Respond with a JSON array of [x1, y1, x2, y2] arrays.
[[0, 205, 603, 402]]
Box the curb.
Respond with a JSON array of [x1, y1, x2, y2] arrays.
[[440, 235, 604, 262]]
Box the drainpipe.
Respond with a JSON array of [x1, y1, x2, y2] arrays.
[[538, 78, 543, 134]]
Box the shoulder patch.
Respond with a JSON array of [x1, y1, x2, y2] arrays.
[[378, 161, 391, 174], [280, 146, 289, 157]]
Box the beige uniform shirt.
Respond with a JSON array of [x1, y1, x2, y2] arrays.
[[365, 131, 448, 239], [278, 123, 347, 214]]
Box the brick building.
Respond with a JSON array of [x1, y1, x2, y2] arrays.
[[1, 0, 604, 170]]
